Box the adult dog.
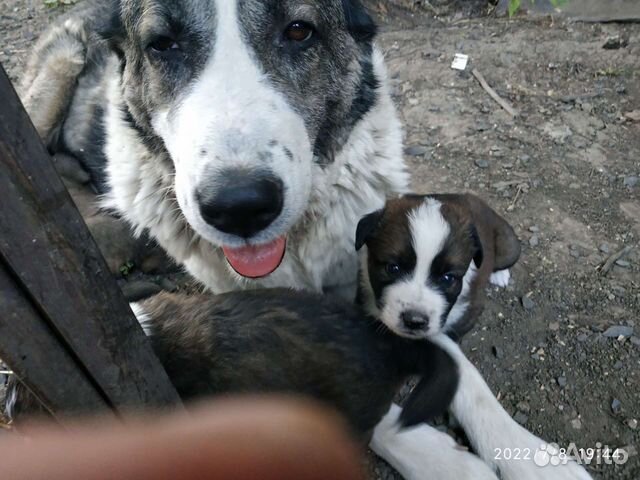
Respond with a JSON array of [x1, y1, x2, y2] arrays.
[[20, 1, 589, 479]]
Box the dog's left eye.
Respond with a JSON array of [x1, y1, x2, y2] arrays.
[[284, 21, 315, 42]]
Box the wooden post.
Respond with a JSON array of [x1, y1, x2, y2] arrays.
[[0, 63, 181, 419]]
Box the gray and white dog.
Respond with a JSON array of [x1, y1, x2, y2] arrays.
[[17, 1, 590, 479]]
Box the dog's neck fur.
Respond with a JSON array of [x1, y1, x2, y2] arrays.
[[102, 48, 408, 296]]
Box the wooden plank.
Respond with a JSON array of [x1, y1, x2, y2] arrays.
[[0, 63, 181, 412], [0, 263, 110, 421]]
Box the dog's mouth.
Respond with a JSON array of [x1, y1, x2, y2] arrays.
[[222, 236, 287, 279]]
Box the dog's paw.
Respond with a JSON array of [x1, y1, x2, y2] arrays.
[[489, 269, 511, 288]]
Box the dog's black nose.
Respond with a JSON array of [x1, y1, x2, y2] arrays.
[[198, 170, 284, 238], [401, 310, 429, 331]]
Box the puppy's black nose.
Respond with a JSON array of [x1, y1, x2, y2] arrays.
[[401, 310, 429, 331], [198, 170, 284, 238]]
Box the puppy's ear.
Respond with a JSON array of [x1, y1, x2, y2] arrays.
[[466, 194, 521, 271], [355, 209, 383, 251], [400, 344, 459, 428], [470, 225, 484, 268]]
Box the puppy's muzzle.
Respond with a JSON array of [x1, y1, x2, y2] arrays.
[[400, 310, 429, 332]]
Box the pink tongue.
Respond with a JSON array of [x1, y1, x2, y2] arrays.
[[222, 237, 287, 279]]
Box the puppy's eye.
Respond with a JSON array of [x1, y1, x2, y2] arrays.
[[148, 36, 180, 54], [440, 273, 459, 286], [386, 263, 402, 276], [284, 21, 315, 42]]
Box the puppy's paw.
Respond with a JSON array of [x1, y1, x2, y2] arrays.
[[489, 269, 511, 288], [371, 406, 499, 480]]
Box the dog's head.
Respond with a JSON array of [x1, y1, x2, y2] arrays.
[[356, 194, 520, 339], [103, 0, 379, 278]]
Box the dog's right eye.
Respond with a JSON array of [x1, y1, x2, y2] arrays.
[[147, 36, 180, 54]]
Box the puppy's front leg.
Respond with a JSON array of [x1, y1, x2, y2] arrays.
[[369, 404, 498, 480], [433, 334, 592, 480]]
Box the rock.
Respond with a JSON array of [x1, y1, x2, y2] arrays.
[[630, 336, 640, 347], [615, 259, 631, 268], [557, 376, 567, 388], [577, 333, 589, 342], [571, 418, 582, 430], [404, 145, 429, 157], [613, 361, 624, 370], [603, 35, 628, 50], [628, 419, 638, 430], [611, 398, 622, 414], [528, 225, 540, 233], [603, 326, 634, 338], [599, 243, 611, 254], [623, 176, 638, 188], [521, 296, 535, 310], [549, 322, 559, 331], [516, 401, 530, 414], [492, 346, 504, 359], [122, 281, 162, 302], [529, 235, 539, 247], [519, 154, 531, 164], [474, 158, 490, 169], [624, 110, 640, 122], [513, 411, 528, 425]]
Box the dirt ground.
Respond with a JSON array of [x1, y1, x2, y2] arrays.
[[1, 1, 639, 479]]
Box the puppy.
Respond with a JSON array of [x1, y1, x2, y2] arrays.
[[132, 289, 458, 439], [5, 289, 459, 441], [355, 193, 521, 341]]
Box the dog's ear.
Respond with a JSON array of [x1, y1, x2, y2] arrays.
[[96, 5, 126, 60], [355, 209, 384, 251], [466, 194, 521, 271], [342, 0, 378, 42], [399, 343, 459, 428], [470, 225, 484, 269]]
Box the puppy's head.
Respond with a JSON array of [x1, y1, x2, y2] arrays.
[[356, 194, 519, 339]]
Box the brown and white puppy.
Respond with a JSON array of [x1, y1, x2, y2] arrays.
[[356, 193, 521, 341]]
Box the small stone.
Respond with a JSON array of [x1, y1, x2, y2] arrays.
[[513, 412, 528, 425], [492, 346, 504, 359], [122, 281, 162, 302], [615, 259, 631, 268], [521, 296, 535, 310], [549, 322, 560, 331], [570, 249, 581, 258], [571, 418, 582, 430], [405, 145, 429, 157], [613, 361, 624, 370], [557, 376, 567, 388], [519, 154, 531, 164], [611, 399, 622, 414], [623, 176, 638, 188], [474, 158, 490, 169], [603, 35, 628, 50], [628, 419, 638, 430], [603, 326, 634, 338], [599, 243, 611, 254], [577, 333, 589, 342], [529, 235, 539, 247], [630, 336, 640, 347], [528, 225, 540, 233], [516, 401, 530, 414]]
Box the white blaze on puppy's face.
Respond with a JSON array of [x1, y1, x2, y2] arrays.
[[151, 0, 312, 250]]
